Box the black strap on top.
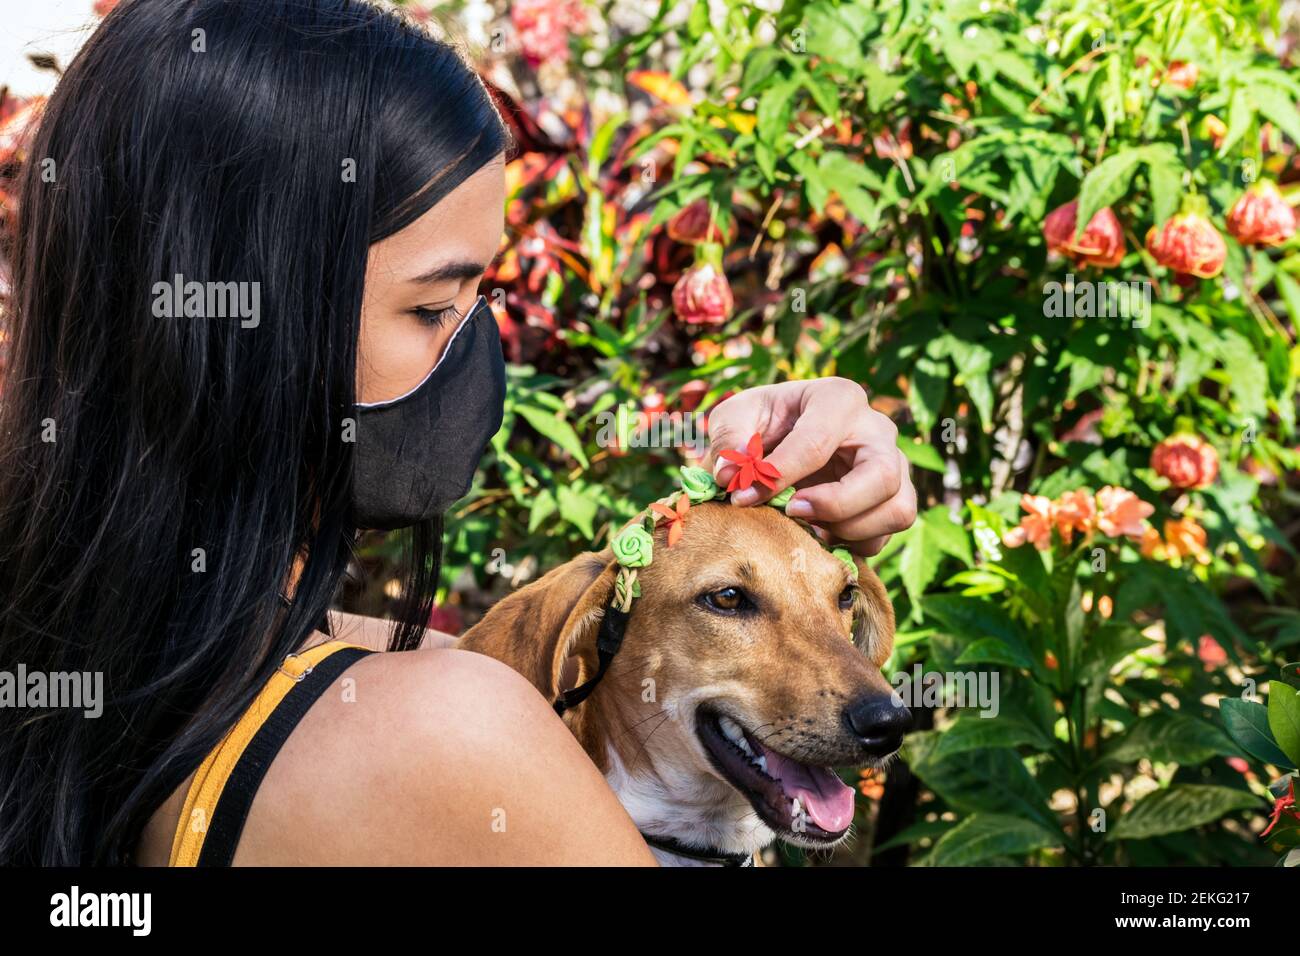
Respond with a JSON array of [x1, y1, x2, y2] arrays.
[[553, 604, 630, 716], [640, 832, 755, 867], [196, 645, 372, 867]]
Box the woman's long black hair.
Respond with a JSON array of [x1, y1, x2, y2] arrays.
[[0, 0, 507, 864]]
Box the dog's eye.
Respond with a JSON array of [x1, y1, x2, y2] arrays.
[[702, 587, 749, 613], [838, 586, 857, 610]]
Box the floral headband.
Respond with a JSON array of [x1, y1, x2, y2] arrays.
[[553, 434, 859, 716], [607, 432, 859, 612]]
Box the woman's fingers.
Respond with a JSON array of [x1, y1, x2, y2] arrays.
[[811, 451, 917, 554], [703, 378, 918, 553]]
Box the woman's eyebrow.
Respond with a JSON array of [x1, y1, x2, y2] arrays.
[[408, 259, 488, 284]]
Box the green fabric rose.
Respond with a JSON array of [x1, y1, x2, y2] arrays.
[[832, 547, 858, 581], [769, 487, 795, 509], [612, 524, 654, 568], [679, 466, 720, 503]]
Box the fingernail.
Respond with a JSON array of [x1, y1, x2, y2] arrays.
[[731, 488, 759, 506], [785, 497, 813, 518]]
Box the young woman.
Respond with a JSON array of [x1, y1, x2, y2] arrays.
[[0, 0, 915, 866]]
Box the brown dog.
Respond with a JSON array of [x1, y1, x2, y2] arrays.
[[459, 500, 911, 865]]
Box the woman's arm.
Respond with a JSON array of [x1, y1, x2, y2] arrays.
[[232, 646, 657, 865]]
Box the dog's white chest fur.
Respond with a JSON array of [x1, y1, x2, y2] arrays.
[[604, 746, 773, 867]]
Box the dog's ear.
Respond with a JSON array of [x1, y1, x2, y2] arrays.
[[459, 550, 618, 701], [851, 558, 895, 664]]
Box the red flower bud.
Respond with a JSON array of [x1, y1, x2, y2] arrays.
[[1151, 434, 1219, 489], [672, 263, 733, 326], [1042, 200, 1126, 268], [1226, 180, 1298, 247], [1145, 201, 1226, 279], [667, 199, 734, 246], [1165, 60, 1199, 90]]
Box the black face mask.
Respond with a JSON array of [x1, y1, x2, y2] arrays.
[[352, 294, 505, 531]]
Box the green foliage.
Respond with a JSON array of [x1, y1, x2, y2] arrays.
[[373, 0, 1300, 865]]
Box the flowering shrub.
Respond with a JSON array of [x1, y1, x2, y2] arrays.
[[394, 0, 1300, 867], [5, 0, 1292, 866]]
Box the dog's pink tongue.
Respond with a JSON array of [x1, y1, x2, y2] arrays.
[[761, 749, 855, 833]]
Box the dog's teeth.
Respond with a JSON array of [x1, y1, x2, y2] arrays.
[[792, 798, 803, 818], [756, 755, 768, 774], [719, 715, 746, 744]]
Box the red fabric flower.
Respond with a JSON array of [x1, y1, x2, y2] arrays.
[[650, 495, 691, 547], [1261, 777, 1299, 838], [718, 433, 781, 493]]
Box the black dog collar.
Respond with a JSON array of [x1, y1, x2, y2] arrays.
[[641, 832, 754, 867]]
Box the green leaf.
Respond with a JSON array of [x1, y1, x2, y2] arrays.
[[527, 488, 557, 533], [1142, 143, 1182, 225], [556, 485, 598, 539], [1221, 698, 1294, 768], [1268, 680, 1300, 766], [955, 637, 1035, 670], [899, 439, 945, 473], [1101, 713, 1237, 767], [1254, 84, 1300, 149], [1077, 148, 1143, 232], [899, 507, 973, 615], [905, 735, 1058, 831], [927, 813, 1059, 865], [515, 403, 590, 468], [935, 714, 1052, 758], [1107, 785, 1261, 841]]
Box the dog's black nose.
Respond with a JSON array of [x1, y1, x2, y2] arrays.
[[844, 693, 912, 756]]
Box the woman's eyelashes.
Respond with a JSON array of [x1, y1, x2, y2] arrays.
[[410, 303, 466, 327]]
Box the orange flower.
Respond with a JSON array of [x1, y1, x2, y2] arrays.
[[1165, 60, 1199, 90], [1145, 202, 1226, 279], [1163, 517, 1211, 565], [1202, 115, 1228, 148], [1096, 486, 1154, 540], [1197, 634, 1228, 671], [1044, 650, 1059, 671], [857, 768, 885, 800], [1139, 525, 1167, 560], [650, 495, 691, 547], [1042, 200, 1126, 268], [1226, 180, 1298, 248], [1002, 494, 1055, 550], [1151, 434, 1219, 489], [1054, 489, 1096, 544], [718, 433, 781, 493]]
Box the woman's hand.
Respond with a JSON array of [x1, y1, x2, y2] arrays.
[[704, 378, 916, 556]]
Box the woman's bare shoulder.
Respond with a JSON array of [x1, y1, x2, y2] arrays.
[[231, 647, 656, 865]]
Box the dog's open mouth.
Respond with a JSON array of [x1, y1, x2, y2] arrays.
[[696, 709, 855, 842]]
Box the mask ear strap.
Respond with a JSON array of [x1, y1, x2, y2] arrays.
[[553, 603, 630, 716]]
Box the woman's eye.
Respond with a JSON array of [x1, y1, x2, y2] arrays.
[[411, 304, 463, 327], [838, 587, 857, 609], [703, 587, 748, 613]]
